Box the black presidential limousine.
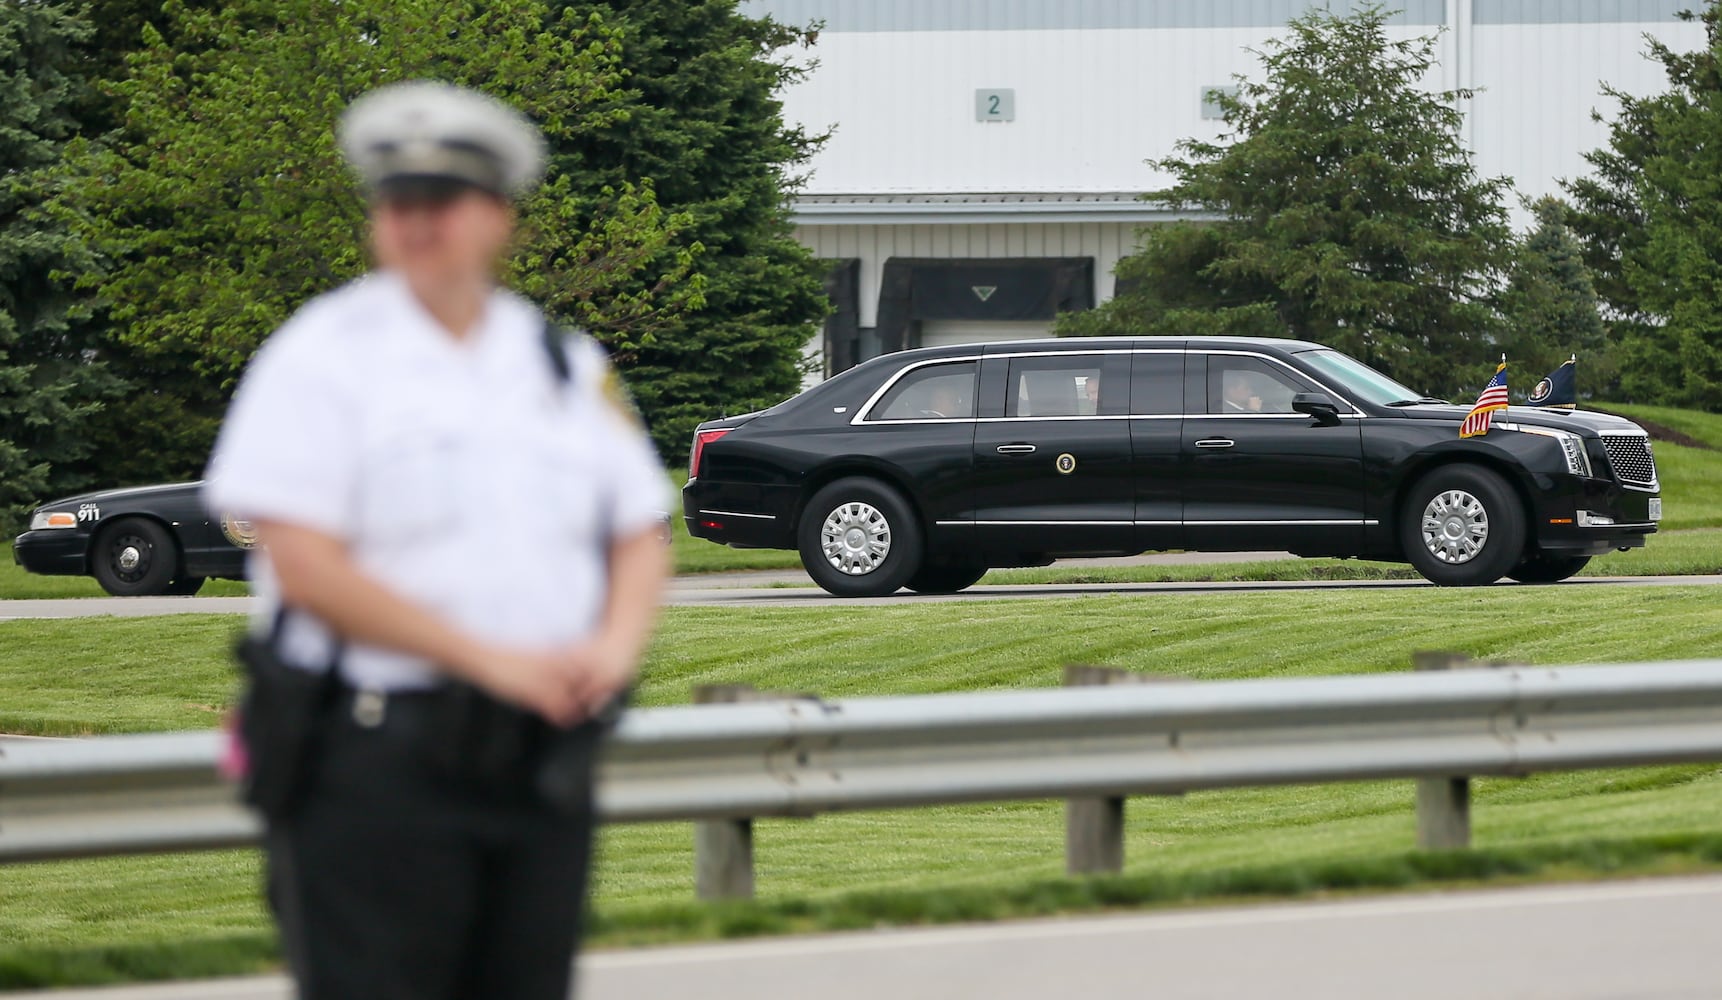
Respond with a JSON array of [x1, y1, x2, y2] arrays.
[[683, 337, 1661, 597]]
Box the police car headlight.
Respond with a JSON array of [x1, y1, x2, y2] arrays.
[[1515, 426, 1593, 478], [30, 510, 78, 530]]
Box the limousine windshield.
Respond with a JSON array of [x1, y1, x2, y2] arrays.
[[1297, 349, 1425, 407]]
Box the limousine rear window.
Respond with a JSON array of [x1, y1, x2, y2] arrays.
[[872, 361, 978, 420], [1298, 350, 1420, 408]]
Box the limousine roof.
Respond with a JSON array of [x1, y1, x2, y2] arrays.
[[888, 336, 1333, 360]]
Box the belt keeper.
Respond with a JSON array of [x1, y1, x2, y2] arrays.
[[352, 688, 388, 728]]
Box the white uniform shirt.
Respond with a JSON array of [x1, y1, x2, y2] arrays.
[[206, 272, 667, 690]]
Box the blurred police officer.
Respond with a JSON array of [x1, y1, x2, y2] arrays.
[[206, 81, 668, 999]]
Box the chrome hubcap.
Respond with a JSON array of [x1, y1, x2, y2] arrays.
[[117, 545, 142, 572], [821, 501, 892, 576], [1421, 489, 1489, 564]]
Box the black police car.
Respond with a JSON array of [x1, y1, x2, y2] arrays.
[[13, 482, 251, 596], [683, 337, 1660, 597]]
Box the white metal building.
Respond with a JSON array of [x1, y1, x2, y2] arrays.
[[738, 0, 1707, 374]]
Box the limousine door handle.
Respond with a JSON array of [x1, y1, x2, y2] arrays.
[[996, 444, 1038, 455], [1194, 438, 1235, 449]]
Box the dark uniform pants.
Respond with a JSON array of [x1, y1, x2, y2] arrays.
[[265, 692, 595, 1000]]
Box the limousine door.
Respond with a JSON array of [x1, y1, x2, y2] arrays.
[[970, 352, 1135, 555], [1181, 353, 1367, 554], [1129, 351, 1186, 552]]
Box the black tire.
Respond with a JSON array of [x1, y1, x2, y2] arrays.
[[164, 576, 208, 596], [91, 517, 181, 596], [1398, 465, 1526, 587], [797, 477, 924, 597], [905, 560, 989, 594], [1506, 553, 1591, 584]]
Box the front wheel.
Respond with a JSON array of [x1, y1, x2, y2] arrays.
[[1506, 553, 1590, 584], [91, 518, 181, 596], [1399, 465, 1525, 587], [797, 478, 924, 597]]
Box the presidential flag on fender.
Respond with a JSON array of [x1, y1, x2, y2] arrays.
[[1529, 357, 1577, 410], [1459, 362, 1509, 438]]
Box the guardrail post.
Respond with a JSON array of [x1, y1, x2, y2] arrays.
[[690, 683, 818, 900], [1413, 652, 1473, 850], [692, 684, 760, 899], [1063, 665, 1179, 875]]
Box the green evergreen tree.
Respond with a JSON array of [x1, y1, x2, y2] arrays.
[[546, 0, 830, 459], [53, 0, 699, 461], [1564, 2, 1722, 408], [0, 3, 121, 528], [1499, 197, 1607, 396], [1060, 5, 1515, 397]]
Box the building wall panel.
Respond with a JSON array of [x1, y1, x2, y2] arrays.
[[749, 2, 1702, 216], [1469, 20, 1701, 207]]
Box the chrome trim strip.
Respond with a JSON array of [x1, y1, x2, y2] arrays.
[[1187, 519, 1380, 526], [933, 518, 1379, 527], [937, 520, 1137, 527], [853, 347, 1370, 425], [698, 509, 777, 520]]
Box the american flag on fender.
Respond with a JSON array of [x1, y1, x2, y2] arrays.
[[1459, 362, 1509, 438]]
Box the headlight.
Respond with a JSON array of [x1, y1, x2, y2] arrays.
[[1513, 426, 1593, 478], [29, 510, 78, 530]]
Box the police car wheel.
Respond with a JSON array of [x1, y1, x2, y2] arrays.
[[1399, 465, 1524, 587], [91, 517, 181, 597], [1506, 553, 1590, 584], [905, 561, 988, 594], [798, 478, 923, 597]]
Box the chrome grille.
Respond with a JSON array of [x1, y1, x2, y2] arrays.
[[1602, 434, 1657, 489]]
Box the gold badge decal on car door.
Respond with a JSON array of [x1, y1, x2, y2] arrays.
[[1055, 453, 1077, 475]]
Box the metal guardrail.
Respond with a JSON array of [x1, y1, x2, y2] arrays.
[[6, 660, 1722, 895]]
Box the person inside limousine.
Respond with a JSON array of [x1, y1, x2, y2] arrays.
[[1081, 374, 1101, 415], [924, 381, 969, 418], [1223, 370, 1265, 413]]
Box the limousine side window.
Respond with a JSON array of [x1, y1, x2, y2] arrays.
[[1006, 355, 1129, 417], [871, 361, 978, 420], [1130, 353, 1183, 415], [1206, 356, 1309, 414]]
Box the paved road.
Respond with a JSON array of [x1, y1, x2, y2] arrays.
[[4, 573, 1722, 619], [15, 876, 1722, 999]]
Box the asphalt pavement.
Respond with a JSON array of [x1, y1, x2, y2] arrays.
[[4, 571, 1722, 618], [14, 875, 1722, 999]]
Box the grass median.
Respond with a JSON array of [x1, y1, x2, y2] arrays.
[[4, 585, 1722, 986]]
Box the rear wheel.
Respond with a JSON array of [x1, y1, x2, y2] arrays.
[[1506, 553, 1590, 584], [797, 478, 923, 597], [905, 560, 988, 594], [91, 518, 180, 596], [1399, 465, 1525, 587]]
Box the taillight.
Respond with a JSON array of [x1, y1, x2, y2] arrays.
[[689, 428, 731, 479]]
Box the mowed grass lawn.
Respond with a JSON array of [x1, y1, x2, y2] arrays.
[[5, 586, 1722, 985]]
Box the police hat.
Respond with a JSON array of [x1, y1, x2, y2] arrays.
[[338, 81, 547, 201]]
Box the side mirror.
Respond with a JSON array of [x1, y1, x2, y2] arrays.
[[1292, 392, 1342, 426]]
